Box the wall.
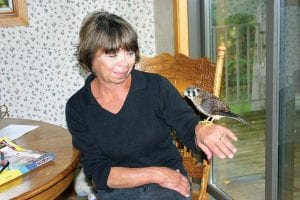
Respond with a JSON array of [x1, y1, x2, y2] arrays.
[[188, 0, 203, 58], [0, 0, 155, 127], [153, 0, 174, 55]]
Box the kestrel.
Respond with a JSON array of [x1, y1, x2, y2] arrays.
[[184, 86, 254, 127]]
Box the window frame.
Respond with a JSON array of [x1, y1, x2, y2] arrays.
[[0, 0, 28, 27]]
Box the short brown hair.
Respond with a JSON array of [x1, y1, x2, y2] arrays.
[[77, 11, 140, 72]]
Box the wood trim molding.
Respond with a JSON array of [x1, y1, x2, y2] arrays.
[[173, 0, 189, 56], [0, 0, 28, 27]]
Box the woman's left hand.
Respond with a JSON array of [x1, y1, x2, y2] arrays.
[[194, 123, 237, 160]]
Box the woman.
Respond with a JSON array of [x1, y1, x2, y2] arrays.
[[66, 11, 237, 200]]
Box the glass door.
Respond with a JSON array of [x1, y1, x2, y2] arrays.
[[268, 0, 300, 199], [188, 1, 299, 199], [206, 1, 267, 199]]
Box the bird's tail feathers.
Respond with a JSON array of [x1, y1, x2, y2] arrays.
[[218, 111, 255, 127]]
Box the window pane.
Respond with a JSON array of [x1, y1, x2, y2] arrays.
[[278, 0, 300, 199], [209, 1, 266, 199]]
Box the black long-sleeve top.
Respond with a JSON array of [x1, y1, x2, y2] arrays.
[[65, 69, 201, 191]]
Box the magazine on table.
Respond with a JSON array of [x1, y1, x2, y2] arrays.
[[0, 137, 55, 186]]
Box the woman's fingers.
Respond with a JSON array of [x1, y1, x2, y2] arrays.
[[157, 168, 190, 197], [195, 123, 238, 159], [174, 173, 190, 197], [196, 141, 213, 160], [219, 134, 237, 155], [222, 126, 238, 141], [169, 172, 190, 197]]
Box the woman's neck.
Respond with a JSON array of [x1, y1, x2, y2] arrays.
[[91, 75, 132, 114], [94, 75, 131, 95]]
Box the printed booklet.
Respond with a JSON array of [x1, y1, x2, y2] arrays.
[[0, 137, 55, 186]]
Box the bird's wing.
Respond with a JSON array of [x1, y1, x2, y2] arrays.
[[200, 97, 229, 115]]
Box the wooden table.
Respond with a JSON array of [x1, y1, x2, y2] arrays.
[[0, 118, 81, 200]]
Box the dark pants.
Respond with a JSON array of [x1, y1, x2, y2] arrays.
[[97, 183, 192, 200]]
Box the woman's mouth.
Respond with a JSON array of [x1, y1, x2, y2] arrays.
[[113, 71, 128, 78]]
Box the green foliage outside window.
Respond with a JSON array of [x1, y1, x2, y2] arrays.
[[0, 0, 9, 8], [211, 2, 257, 113], [224, 14, 256, 113]]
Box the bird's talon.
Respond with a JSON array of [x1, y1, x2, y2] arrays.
[[201, 120, 214, 127]]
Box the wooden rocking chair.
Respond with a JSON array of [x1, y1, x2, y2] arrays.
[[137, 43, 226, 200]]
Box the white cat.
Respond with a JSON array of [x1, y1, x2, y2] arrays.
[[74, 167, 97, 200]]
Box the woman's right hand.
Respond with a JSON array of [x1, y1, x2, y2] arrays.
[[152, 167, 190, 198], [108, 166, 190, 197]]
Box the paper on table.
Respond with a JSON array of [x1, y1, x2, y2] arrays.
[[0, 125, 39, 140]]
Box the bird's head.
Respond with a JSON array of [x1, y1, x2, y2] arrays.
[[183, 85, 201, 100]]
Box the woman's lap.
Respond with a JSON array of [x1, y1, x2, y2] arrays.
[[97, 184, 192, 200]]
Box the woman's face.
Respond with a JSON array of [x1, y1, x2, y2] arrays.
[[92, 48, 136, 85]]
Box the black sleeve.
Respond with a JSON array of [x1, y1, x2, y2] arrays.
[[66, 97, 113, 191], [153, 76, 203, 151]]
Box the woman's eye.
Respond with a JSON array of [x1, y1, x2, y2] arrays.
[[127, 51, 135, 56], [107, 53, 117, 58]]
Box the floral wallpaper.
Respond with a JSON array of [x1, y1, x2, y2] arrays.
[[0, 0, 155, 127]]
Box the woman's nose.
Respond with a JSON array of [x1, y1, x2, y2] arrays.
[[117, 51, 130, 65]]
